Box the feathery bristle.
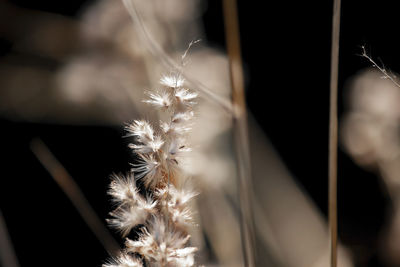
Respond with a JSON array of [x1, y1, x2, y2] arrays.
[[160, 75, 185, 88], [126, 218, 197, 266], [103, 253, 143, 267], [143, 91, 172, 109], [107, 174, 157, 236]]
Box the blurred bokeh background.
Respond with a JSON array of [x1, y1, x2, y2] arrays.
[[2, 0, 400, 266]]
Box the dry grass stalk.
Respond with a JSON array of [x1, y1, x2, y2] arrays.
[[30, 138, 120, 256], [222, 0, 255, 266], [0, 210, 20, 267], [328, 0, 342, 266]]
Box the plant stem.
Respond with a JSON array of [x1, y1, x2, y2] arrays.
[[329, 0, 341, 266], [30, 138, 120, 257], [222, 0, 255, 266]]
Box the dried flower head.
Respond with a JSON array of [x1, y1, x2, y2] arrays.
[[160, 75, 185, 88], [107, 173, 157, 236], [126, 217, 197, 266], [104, 71, 199, 267], [143, 90, 172, 109]]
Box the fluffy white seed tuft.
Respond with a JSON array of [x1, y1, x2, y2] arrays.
[[107, 174, 157, 236], [160, 75, 185, 88], [131, 154, 162, 188], [126, 121, 155, 143], [175, 88, 198, 106], [128, 135, 164, 154], [108, 173, 139, 204], [143, 91, 172, 109], [103, 253, 143, 267], [156, 185, 198, 227], [126, 218, 197, 266]]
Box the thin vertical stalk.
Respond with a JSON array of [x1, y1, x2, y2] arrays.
[[222, 0, 255, 266], [30, 138, 120, 257], [329, 0, 341, 266]]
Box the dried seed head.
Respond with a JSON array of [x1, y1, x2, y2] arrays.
[[128, 136, 164, 154], [160, 75, 185, 88], [132, 154, 162, 189], [106, 51, 199, 266], [126, 120, 154, 139], [108, 173, 138, 204], [175, 88, 198, 106], [126, 217, 197, 266], [107, 173, 157, 236], [156, 185, 198, 227], [143, 91, 172, 109]]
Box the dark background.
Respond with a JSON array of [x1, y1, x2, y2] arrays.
[[1, 0, 400, 266]]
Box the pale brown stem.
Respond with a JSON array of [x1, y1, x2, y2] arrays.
[[0, 210, 20, 267], [329, 0, 341, 266], [30, 138, 120, 256], [222, 0, 255, 266]]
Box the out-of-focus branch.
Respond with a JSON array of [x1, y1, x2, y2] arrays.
[[222, 0, 255, 266], [0, 210, 20, 267], [121, 0, 234, 115], [30, 138, 120, 257], [0, 1, 81, 61]]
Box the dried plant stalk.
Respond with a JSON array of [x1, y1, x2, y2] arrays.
[[0, 210, 20, 267], [30, 138, 120, 256], [222, 0, 255, 266], [104, 68, 199, 266], [329, 0, 341, 266]]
